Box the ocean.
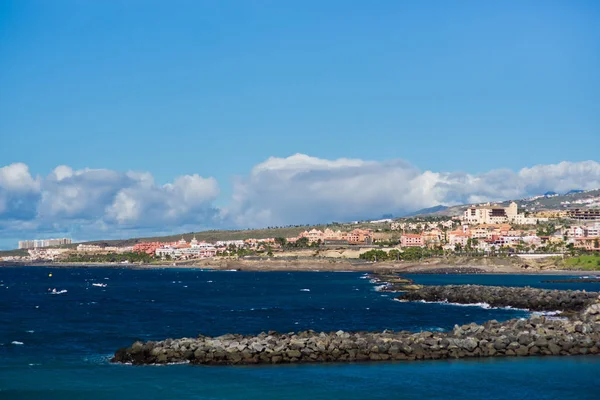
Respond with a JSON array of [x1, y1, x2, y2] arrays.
[[1, 267, 599, 399]]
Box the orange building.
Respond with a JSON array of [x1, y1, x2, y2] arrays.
[[133, 242, 164, 255], [401, 234, 424, 247]]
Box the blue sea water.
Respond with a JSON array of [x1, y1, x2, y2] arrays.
[[1, 267, 599, 399]]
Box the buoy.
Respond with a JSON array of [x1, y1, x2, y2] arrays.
[[48, 273, 52, 277]]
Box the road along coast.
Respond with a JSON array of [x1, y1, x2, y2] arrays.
[[112, 286, 600, 366]]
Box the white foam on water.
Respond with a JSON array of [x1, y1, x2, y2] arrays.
[[374, 284, 388, 292], [25, 330, 34, 333], [207, 280, 213, 283], [393, 298, 530, 312], [11, 341, 24, 345], [300, 288, 310, 292]]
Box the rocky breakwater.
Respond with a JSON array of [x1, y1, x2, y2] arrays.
[[112, 298, 600, 366], [367, 273, 423, 292], [397, 285, 600, 312]]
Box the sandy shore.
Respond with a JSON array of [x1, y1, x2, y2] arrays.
[[4, 257, 595, 275]]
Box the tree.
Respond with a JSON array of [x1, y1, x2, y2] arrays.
[[275, 237, 287, 247], [359, 249, 388, 262], [296, 237, 309, 248], [401, 247, 424, 261]]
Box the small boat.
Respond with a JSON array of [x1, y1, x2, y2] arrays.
[[50, 289, 67, 295]]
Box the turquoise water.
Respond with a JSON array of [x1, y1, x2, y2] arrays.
[[1, 267, 599, 399]]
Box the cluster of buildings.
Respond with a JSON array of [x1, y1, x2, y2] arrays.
[[18, 238, 72, 249], [391, 220, 455, 231], [389, 201, 600, 253], [76, 244, 134, 253], [397, 221, 600, 253], [152, 237, 217, 259], [288, 228, 374, 245]]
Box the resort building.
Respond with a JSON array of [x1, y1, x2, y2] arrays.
[[19, 238, 72, 249], [566, 208, 600, 221], [401, 234, 424, 247], [296, 228, 373, 245], [462, 202, 518, 225], [447, 230, 471, 247], [133, 242, 166, 255], [215, 240, 245, 248]]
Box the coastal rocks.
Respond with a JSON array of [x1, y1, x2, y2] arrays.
[[112, 298, 600, 366], [367, 273, 424, 292], [396, 285, 600, 312]]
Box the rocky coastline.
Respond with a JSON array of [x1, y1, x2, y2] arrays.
[[396, 285, 599, 312], [112, 285, 600, 366]]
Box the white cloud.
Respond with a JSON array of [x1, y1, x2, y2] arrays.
[[1, 156, 600, 248], [0, 163, 220, 244], [0, 163, 41, 219], [107, 174, 219, 226], [226, 154, 600, 227]]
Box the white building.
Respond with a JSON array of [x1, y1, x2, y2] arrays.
[[462, 202, 548, 225], [215, 240, 245, 248]]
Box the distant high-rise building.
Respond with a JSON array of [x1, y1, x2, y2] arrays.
[[18, 238, 72, 249]]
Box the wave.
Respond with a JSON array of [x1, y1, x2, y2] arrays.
[[394, 299, 564, 317], [49, 289, 67, 295], [11, 341, 24, 345], [92, 283, 107, 288], [374, 285, 389, 292], [25, 330, 34, 333], [393, 298, 530, 312], [300, 288, 311, 292]]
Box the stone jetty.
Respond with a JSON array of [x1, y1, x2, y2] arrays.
[[367, 273, 423, 292], [397, 285, 600, 312], [112, 291, 600, 366]]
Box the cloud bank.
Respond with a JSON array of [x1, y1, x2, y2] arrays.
[[226, 154, 600, 227], [1, 155, 600, 247]]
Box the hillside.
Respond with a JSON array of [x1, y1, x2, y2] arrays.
[[411, 188, 600, 217]]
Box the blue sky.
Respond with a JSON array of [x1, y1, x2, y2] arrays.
[[1, 1, 599, 249]]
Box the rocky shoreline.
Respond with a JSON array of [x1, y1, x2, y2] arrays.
[[397, 285, 599, 312], [112, 285, 600, 366]]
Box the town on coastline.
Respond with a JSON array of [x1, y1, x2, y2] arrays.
[[4, 200, 600, 267]]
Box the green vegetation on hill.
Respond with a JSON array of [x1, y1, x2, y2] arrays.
[[563, 254, 600, 271], [62, 252, 154, 264], [0, 249, 28, 257]]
